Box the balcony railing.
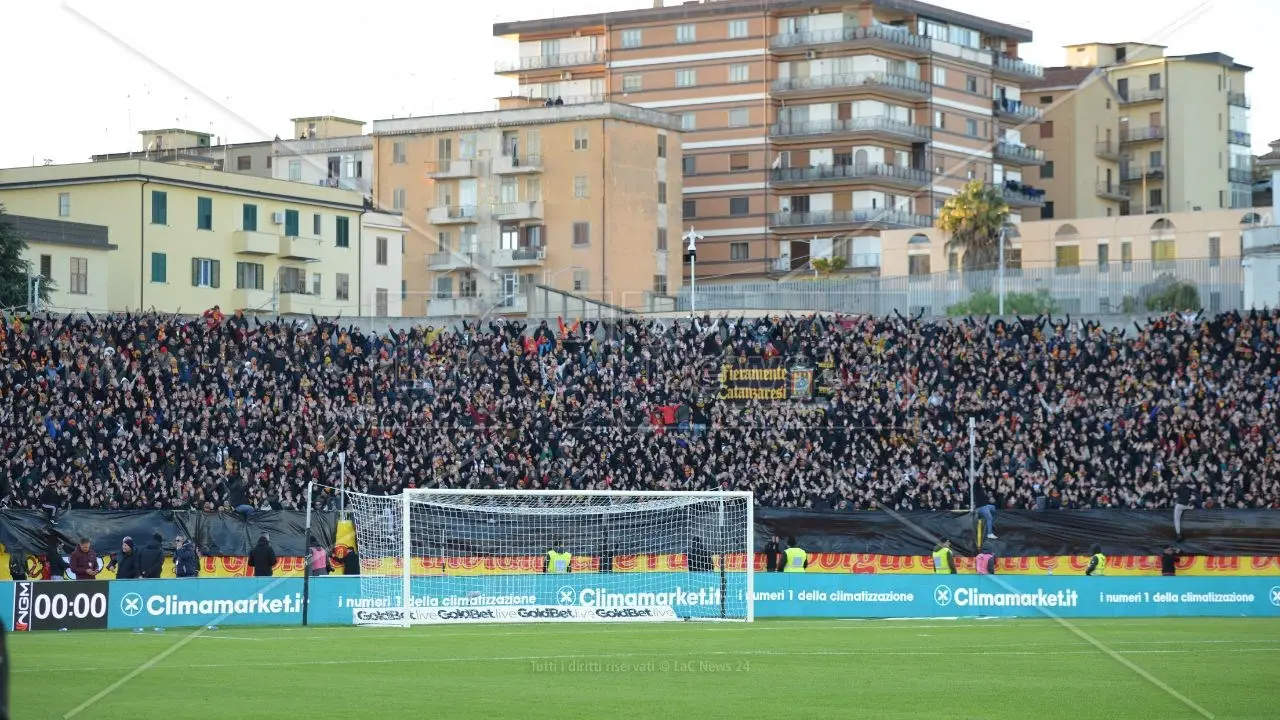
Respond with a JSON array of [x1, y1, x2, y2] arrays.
[[493, 247, 547, 266], [1228, 168, 1253, 184], [427, 159, 476, 179], [769, 208, 932, 229], [492, 154, 543, 174], [427, 249, 485, 270], [1095, 183, 1131, 200], [1228, 92, 1250, 108], [495, 51, 604, 73], [770, 24, 931, 53], [427, 205, 479, 224], [1120, 126, 1165, 143], [1120, 88, 1166, 104], [995, 182, 1046, 206], [1094, 141, 1122, 160], [992, 98, 1042, 121], [1228, 130, 1251, 146], [1120, 163, 1164, 182], [995, 55, 1044, 79], [769, 162, 931, 185], [994, 141, 1045, 165], [771, 71, 928, 96], [492, 201, 544, 221], [769, 116, 931, 141]]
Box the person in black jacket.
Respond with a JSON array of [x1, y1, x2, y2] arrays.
[[763, 536, 782, 572], [342, 547, 360, 576], [44, 531, 69, 581], [139, 533, 165, 579], [1161, 546, 1182, 576], [248, 533, 276, 577], [110, 537, 141, 579]]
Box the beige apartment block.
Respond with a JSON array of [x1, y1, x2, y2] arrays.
[[495, 0, 1044, 282], [1030, 43, 1251, 220], [372, 102, 682, 317]]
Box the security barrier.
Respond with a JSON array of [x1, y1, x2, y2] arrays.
[[5, 574, 1280, 630]]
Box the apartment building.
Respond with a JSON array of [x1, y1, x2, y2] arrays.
[[1, 213, 116, 312], [93, 128, 277, 177], [494, 0, 1045, 282], [0, 159, 375, 316], [273, 117, 372, 195], [1030, 42, 1252, 219], [372, 102, 681, 318], [1243, 139, 1280, 309]]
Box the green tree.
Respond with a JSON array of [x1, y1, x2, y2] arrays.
[[0, 205, 51, 310], [937, 180, 1011, 289], [811, 255, 847, 278], [946, 289, 1058, 317]]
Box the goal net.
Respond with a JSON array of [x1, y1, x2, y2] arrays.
[[341, 489, 754, 625]]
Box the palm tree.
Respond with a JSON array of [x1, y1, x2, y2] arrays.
[[937, 180, 1010, 288]]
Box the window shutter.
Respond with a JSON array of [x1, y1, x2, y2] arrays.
[[211, 260, 221, 288], [191, 258, 199, 287]]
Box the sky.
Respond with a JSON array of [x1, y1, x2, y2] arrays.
[[2, 0, 1275, 169]]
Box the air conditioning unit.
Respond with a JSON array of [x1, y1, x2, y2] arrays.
[[271, 211, 285, 224], [806, 50, 817, 60]]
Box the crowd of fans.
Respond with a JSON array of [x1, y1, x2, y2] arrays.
[[3, 306, 1279, 514]]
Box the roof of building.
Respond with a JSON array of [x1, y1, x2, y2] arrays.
[[1063, 41, 1168, 49], [371, 102, 681, 136], [494, 0, 1033, 43], [1258, 140, 1280, 167], [1024, 66, 1094, 90], [1172, 51, 1252, 72], [137, 128, 214, 138], [1, 214, 116, 250], [290, 116, 366, 126]]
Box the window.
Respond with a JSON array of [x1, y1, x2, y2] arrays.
[[573, 176, 589, 198], [393, 141, 406, 164], [312, 213, 321, 237], [58, 193, 70, 217], [729, 197, 749, 216], [657, 228, 668, 251], [728, 19, 748, 38], [682, 156, 696, 176], [933, 111, 945, 129], [680, 113, 696, 131], [730, 242, 749, 260], [1152, 239, 1177, 264], [336, 273, 350, 301], [1149, 150, 1163, 169], [573, 270, 588, 292], [437, 138, 452, 160], [39, 254, 51, 279], [966, 118, 978, 137], [1148, 188, 1163, 208], [1040, 121, 1054, 138], [729, 63, 750, 83], [621, 29, 642, 48], [657, 134, 667, 158], [965, 75, 978, 93], [623, 74, 643, 93], [197, 197, 213, 230], [336, 216, 350, 248], [151, 190, 167, 225], [235, 262, 264, 290], [932, 66, 946, 85], [573, 128, 589, 151], [500, 176, 518, 203], [1098, 243, 1110, 269], [1149, 73, 1161, 90], [242, 204, 258, 231], [658, 181, 668, 205], [1121, 241, 1133, 270], [653, 274, 669, 294], [676, 69, 697, 87], [288, 160, 301, 181], [683, 199, 696, 218], [934, 155, 947, 175], [69, 257, 88, 294], [375, 289, 388, 317], [402, 280, 407, 301], [908, 255, 931, 277], [236, 155, 251, 171], [729, 153, 749, 171], [376, 236, 388, 265], [312, 273, 322, 297], [525, 177, 542, 201], [1040, 161, 1054, 179], [190, 258, 220, 288], [676, 24, 696, 43], [1040, 95, 1053, 104], [434, 276, 453, 299], [1041, 201, 1055, 220], [1055, 245, 1080, 272], [728, 108, 750, 127], [573, 221, 590, 246], [392, 188, 406, 211], [150, 252, 166, 283], [284, 209, 299, 237]]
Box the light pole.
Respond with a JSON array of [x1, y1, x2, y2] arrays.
[[997, 223, 1020, 316], [683, 227, 702, 315]]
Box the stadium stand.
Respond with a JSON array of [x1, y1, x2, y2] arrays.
[[2, 309, 1278, 513]]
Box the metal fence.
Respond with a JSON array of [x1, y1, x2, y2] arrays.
[[678, 258, 1244, 318]]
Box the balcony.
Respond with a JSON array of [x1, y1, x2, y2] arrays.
[[428, 205, 479, 225], [1228, 130, 1252, 147], [233, 230, 278, 255], [492, 154, 543, 175], [427, 159, 477, 180], [426, 294, 528, 318], [231, 287, 272, 311], [1119, 88, 1165, 105], [277, 291, 325, 315], [279, 235, 323, 261], [769, 24, 931, 56], [1228, 168, 1253, 184], [1120, 164, 1164, 182], [1129, 204, 1167, 215], [427, 249, 485, 271], [768, 208, 932, 230], [495, 51, 605, 74], [317, 176, 371, 194], [1243, 225, 1280, 254], [492, 247, 547, 267], [994, 55, 1044, 80], [771, 71, 928, 100], [770, 162, 931, 189], [1119, 126, 1164, 144], [769, 116, 931, 144], [993, 141, 1045, 166], [840, 252, 882, 269], [992, 98, 1042, 122], [1228, 92, 1250, 109], [1095, 183, 1131, 201], [995, 181, 1046, 207], [1094, 141, 1123, 161], [492, 201, 544, 221]]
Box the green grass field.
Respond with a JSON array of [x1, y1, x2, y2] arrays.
[[11, 618, 1280, 719]]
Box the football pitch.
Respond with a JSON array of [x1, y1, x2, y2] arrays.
[[11, 618, 1280, 719]]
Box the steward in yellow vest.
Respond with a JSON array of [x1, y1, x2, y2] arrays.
[[782, 537, 808, 572], [932, 539, 956, 574], [1085, 544, 1106, 576], [545, 544, 572, 574]]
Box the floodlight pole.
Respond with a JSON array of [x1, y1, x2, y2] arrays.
[[968, 417, 976, 512], [684, 227, 702, 315], [997, 226, 1006, 317]]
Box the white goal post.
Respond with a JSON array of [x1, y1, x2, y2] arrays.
[[340, 489, 754, 626]]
